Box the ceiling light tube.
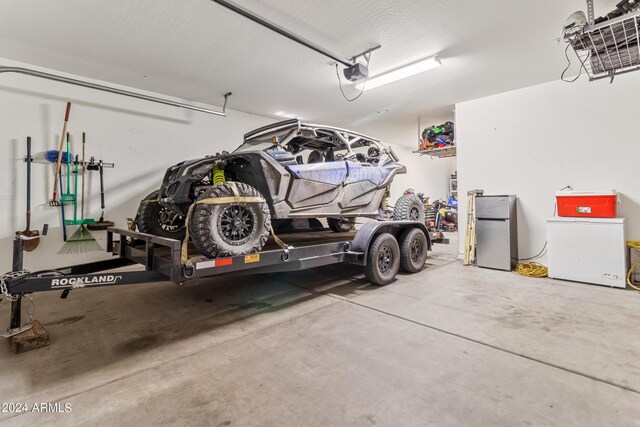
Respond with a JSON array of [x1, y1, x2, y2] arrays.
[[356, 55, 442, 90], [274, 111, 300, 119]]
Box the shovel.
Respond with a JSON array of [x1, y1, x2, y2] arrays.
[[17, 137, 40, 251]]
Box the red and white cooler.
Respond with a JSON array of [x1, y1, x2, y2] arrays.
[[556, 189, 618, 218]]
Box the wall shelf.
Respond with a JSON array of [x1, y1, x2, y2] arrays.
[[413, 146, 456, 158]]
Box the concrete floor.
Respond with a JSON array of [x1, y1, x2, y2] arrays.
[[1, 234, 639, 426]]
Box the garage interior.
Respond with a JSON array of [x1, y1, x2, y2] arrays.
[[1, 0, 639, 425]]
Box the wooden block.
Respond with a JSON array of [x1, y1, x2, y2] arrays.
[[8, 320, 50, 354]]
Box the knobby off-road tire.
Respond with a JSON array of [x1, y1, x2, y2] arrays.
[[327, 217, 356, 232], [398, 228, 428, 273], [189, 182, 271, 259], [392, 194, 426, 223], [136, 190, 186, 240], [365, 233, 400, 286]]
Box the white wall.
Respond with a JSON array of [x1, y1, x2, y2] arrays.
[[456, 77, 640, 260], [0, 58, 272, 272]]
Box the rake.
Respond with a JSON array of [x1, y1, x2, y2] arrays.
[[58, 132, 102, 254], [58, 224, 102, 254]]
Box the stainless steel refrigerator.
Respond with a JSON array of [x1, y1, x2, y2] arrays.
[[475, 195, 518, 271]]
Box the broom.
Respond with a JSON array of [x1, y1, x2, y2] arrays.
[[32, 150, 73, 164], [58, 132, 102, 254]]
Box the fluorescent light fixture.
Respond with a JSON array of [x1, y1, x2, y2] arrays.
[[356, 55, 442, 91], [274, 111, 301, 119]]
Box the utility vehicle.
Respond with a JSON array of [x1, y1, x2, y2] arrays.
[[136, 119, 424, 258]]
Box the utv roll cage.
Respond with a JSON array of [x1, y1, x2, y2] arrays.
[[240, 119, 400, 163]]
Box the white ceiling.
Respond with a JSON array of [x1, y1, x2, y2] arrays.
[[0, 0, 619, 138]]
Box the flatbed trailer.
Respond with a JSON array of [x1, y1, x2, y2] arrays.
[[2, 221, 430, 336]]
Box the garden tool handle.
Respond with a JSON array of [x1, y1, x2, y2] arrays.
[[52, 102, 71, 201], [66, 133, 71, 194], [74, 155, 79, 222], [99, 161, 105, 210], [26, 136, 32, 229], [81, 132, 86, 219]]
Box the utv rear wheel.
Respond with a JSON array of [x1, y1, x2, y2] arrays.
[[393, 194, 425, 223], [327, 217, 356, 232], [136, 190, 186, 239], [189, 182, 271, 258]]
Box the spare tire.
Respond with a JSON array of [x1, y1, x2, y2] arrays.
[[189, 182, 271, 258], [392, 194, 425, 223], [136, 190, 186, 240]]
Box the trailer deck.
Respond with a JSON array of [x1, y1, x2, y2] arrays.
[[2, 221, 431, 342], [113, 227, 364, 283]]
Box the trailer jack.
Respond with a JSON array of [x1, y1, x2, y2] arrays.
[[0, 239, 46, 350]]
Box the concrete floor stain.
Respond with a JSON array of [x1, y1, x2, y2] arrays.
[[47, 315, 85, 326], [116, 334, 161, 354]]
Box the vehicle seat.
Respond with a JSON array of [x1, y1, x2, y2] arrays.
[[308, 150, 324, 164], [325, 148, 335, 162]]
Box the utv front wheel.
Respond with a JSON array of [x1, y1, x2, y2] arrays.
[[327, 217, 356, 232], [189, 182, 271, 258], [136, 190, 186, 239]]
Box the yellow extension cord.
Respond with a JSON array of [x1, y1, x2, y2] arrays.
[[515, 262, 548, 278], [628, 241, 640, 292]]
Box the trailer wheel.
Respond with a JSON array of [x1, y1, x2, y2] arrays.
[[392, 194, 425, 223], [136, 190, 186, 240], [189, 182, 271, 258], [365, 233, 400, 285], [327, 217, 356, 232], [399, 228, 428, 273]]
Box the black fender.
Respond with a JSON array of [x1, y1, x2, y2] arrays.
[[349, 221, 431, 265]]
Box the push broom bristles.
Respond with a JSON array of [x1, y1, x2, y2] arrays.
[[58, 225, 103, 254]]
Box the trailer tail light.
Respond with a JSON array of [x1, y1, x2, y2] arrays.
[[195, 257, 233, 270], [215, 258, 233, 267]]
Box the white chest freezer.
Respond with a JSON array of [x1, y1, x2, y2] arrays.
[[547, 217, 627, 288]]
